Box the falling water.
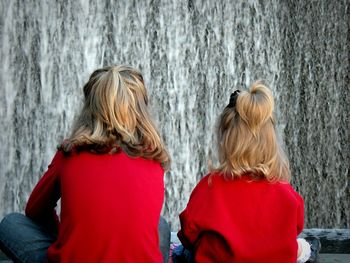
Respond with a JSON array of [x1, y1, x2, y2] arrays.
[[0, 0, 349, 230]]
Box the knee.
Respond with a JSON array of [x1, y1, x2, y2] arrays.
[[0, 213, 27, 233], [1, 213, 26, 224]]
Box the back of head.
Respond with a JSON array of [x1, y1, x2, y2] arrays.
[[213, 81, 290, 181], [61, 65, 170, 169]]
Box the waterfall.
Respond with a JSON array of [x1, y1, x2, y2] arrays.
[[0, 0, 349, 230]]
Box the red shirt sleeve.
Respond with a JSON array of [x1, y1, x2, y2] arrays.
[[25, 150, 63, 234], [178, 208, 198, 249], [296, 194, 304, 235], [177, 176, 209, 249]]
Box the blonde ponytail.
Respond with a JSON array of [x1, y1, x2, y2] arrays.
[[212, 81, 290, 182], [236, 82, 274, 136]]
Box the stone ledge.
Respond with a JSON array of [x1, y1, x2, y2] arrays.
[[318, 254, 350, 263], [299, 229, 350, 254], [171, 228, 350, 254]]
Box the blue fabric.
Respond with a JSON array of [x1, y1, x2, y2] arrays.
[[0, 213, 56, 263], [159, 216, 171, 262], [172, 244, 194, 263], [0, 213, 171, 263]]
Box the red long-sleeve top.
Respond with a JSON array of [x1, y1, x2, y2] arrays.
[[25, 150, 164, 263], [178, 174, 304, 263]]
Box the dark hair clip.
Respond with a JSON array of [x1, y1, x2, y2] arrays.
[[227, 90, 240, 108]]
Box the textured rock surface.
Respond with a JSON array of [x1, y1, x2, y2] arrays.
[[300, 229, 350, 254], [0, 0, 349, 230]]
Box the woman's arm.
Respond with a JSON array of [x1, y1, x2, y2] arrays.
[[25, 151, 64, 235]]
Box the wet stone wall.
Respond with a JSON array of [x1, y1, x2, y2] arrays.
[[0, 0, 349, 229]]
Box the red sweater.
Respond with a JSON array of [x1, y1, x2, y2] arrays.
[[178, 174, 304, 263], [25, 150, 164, 263]]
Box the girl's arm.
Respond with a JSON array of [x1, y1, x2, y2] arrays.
[[177, 177, 208, 249], [296, 194, 305, 235], [25, 151, 63, 235], [178, 209, 198, 249]]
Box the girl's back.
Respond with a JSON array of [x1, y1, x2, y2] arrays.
[[48, 151, 164, 262], [177, 82, 308, 263], [178, 174, 303, 263], [23, 65, 170, 263]]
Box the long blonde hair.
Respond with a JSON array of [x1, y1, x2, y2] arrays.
[[60, 65, 170, 169], [211, 81, 290, 182]]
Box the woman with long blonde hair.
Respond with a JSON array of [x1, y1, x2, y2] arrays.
[[0, 65, 170, 263], [173, 82, 318, 263]]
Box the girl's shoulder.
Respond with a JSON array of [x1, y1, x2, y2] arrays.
[[191, 173, 235, 196], [200, 173, 302, 199], [266, 179, 304, 205]]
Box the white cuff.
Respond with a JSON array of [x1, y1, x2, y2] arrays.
[[297, 238, 311, 263]]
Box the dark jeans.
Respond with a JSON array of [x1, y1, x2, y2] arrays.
[[172, 244, 194, 263], [0, 213, 55, 263], [0, 213, 171, 263]]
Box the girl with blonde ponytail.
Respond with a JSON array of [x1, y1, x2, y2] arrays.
[[214, 81, 290, 181], [174, 82, 317, 263], [0, 65, 170, 263]]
